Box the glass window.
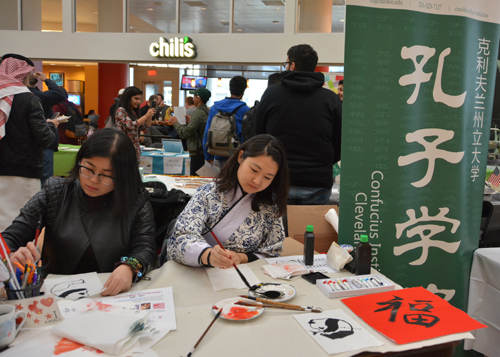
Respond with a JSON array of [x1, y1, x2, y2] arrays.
[[21, 0, 62, 32], [332, 1, 345, 33], [0, 0, 18, 30], [180, 0, 230, 34], [127, 0, 176, 33], [234, 0, 284, 33], [163, 81, 173, 106], [76, 0, 123, 33]]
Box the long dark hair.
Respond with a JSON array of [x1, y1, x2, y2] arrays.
[[67, 129, 142, 217], [216, 134, 289, 217], [118, 86, 142, 120]]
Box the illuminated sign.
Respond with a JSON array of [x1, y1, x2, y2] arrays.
[[149, 37, 197, 58]]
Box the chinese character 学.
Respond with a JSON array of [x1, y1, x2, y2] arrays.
[[398, 129, 464, 188], [399, 45, 467, 108], [375, 295, 440, 327], [395, 207, 461, 265]]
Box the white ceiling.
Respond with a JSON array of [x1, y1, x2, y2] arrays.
[[41, 0, 345, 34]]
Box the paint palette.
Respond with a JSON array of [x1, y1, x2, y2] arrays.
[[212, 297, 264, 321], [248, 283, 296, 302]]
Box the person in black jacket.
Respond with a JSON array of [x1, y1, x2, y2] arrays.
[[0, 53, 57, 231], [255, 44, 342, 205], [3, 129, 157, 296], [27, 70, 67, 186]]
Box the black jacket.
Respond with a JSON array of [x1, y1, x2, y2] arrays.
[[3, 177, 157, 277], [29, 79, 67, 151], [255, 71, 342, 188], [0, 92, 56, 179]]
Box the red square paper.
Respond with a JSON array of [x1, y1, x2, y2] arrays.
[[342, 287, 486, 344]]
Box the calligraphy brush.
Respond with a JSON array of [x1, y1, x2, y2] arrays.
[[239, 295, 323, 313], [187, 308, 222, 357], [235, 300, 309, 312], [204, 222, 252, 289]]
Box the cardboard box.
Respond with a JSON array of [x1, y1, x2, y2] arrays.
[[287, 205, 338, 253]]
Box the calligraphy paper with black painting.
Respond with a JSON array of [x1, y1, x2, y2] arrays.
[[293, 309, 383, 355], [342, 286, 487, 344]]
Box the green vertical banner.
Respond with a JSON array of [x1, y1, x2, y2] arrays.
[[340, 0, 500, 312]]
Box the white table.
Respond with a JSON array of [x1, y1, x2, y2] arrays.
[[97, 259, 471, 357], [465, 248, 500, 356]]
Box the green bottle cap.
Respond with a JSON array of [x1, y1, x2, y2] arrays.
[[360, 234, 368, 243], [306, 225, 314, 232]]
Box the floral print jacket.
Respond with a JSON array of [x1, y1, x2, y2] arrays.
[[115, 107, 146, 162]]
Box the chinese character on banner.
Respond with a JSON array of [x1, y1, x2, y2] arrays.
[[342, 287, 486, 344], [487, 166, 500, 187]]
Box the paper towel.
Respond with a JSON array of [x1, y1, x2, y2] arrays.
[[325, 208, 339, 233]]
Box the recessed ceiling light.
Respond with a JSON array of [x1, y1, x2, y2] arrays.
[[75, 65, 81, 67], [236, 28, 242, 31], [220, 19, 225, 22], [147, 8, 154, 11], [340, 19, 344, 22], [276, 7, 280, 10], [129, 25, 135, 29], [200, 7, 206, 10]]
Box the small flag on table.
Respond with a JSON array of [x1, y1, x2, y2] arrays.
[[487, 166, 500, 187]]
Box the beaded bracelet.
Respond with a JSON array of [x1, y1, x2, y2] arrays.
[[115, 256, 144, 284]]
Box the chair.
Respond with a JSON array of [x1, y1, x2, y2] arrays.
[[88, 114, 100, 128], [479, 200, 494, 248]]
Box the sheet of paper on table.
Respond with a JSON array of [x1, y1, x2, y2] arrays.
[[43, 272, 103, 300], [173, 107, 186, 124], [96, 287, 177, 330], [294, 309, 383, 355], [206, 265, 261, 291], [196, 161, 220, 177], [265, 254, 338, 273], [140, 156, 154, 174]]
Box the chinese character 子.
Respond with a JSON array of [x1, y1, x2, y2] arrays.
[[399, 46, 467, 108], [395, 207, 461, 265], [398, 129, 464, 188]]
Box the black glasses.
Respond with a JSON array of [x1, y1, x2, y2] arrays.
[[282, 61, 292, 69], [78, 164, 114, 185]]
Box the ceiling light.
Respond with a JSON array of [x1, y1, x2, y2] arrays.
[[200, 7, 206, 10], [273, 21, 279, 24], [129, 25, 135, 29], [275, 7, 280, 10], [147, 8, 154, 11], [75, 65, 81, 67], [340, 19, 344, 22], [236, 28, 242, 31]]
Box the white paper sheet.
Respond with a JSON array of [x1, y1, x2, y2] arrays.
[[294, 309, 383, 355], [96, 287, 177, 330], [265, 254, 338, 273], [206, 265, 261, 291], [43, 272, 103, 300], [196, 161, 220, 177], [173, 107, 186, 124], [163, 157, 184, 174], [139, 156, 154, 174]]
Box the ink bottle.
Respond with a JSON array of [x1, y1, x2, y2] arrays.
[[355, 234, 371, 275], [304, 225, 315, 266]]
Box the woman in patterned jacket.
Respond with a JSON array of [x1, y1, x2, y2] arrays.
[[167, 134, 290, 268]]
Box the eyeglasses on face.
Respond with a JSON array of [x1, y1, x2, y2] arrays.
[[282, 61, 292, 69], [78, 164, 114, 185]]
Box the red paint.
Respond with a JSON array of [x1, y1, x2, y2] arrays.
[[97, 63, 129, 128], [224, 306, 259, 320], [40, 297, 54, 307]]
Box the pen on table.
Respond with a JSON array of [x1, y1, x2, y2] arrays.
[[203, 222, 252, 289], [187, 308, 222, 357]]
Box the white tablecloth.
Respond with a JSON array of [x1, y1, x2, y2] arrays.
[[89, 260, 472, 357], [465, 248, 500, 356]]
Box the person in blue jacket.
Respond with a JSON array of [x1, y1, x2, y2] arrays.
[[202, 75, 250, 169]]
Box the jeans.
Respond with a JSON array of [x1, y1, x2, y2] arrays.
[[41, 149, 54, 188], [287, 186, 332, 205]]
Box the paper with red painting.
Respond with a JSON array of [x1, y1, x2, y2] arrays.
[[2, 294, 63, 328], [342, 287, 487, 344]]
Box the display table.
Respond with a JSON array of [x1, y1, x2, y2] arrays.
[[53, 144, 80, 176], [140, 150, 190, 175], [83, 259, 470, 357], [465, 248, 500, 355]]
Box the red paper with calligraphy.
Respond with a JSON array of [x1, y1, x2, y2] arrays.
[[342, 287, 486, 344]]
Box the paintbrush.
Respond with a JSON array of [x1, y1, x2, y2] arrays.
[[204, 222, 252, 289], [238, 295, 323, 313], [187, 308, 222, 357], [235, 300, 310, 312]]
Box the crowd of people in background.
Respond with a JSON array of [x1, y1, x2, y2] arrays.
[[0, 43, 342, 296]]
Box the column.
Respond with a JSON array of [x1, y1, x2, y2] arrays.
[[98, 63, 128, 128]]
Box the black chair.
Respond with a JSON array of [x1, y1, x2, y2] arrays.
[[480, 200, 494, 248], [88, 114, 100, 128]]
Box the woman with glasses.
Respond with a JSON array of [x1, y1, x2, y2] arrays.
[[115, 86, 156, 162], [2, 129, 156, 296]]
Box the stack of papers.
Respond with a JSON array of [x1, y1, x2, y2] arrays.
[[262, 261, 310, 280]]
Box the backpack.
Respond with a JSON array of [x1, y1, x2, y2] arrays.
[[61, 101, 86, 138], [104, 115, 115, 129], [242, 100, 259, 142], [206, 103, 245, 157]]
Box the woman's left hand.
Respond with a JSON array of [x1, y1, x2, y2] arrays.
[[101, 264, 134, 296]]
